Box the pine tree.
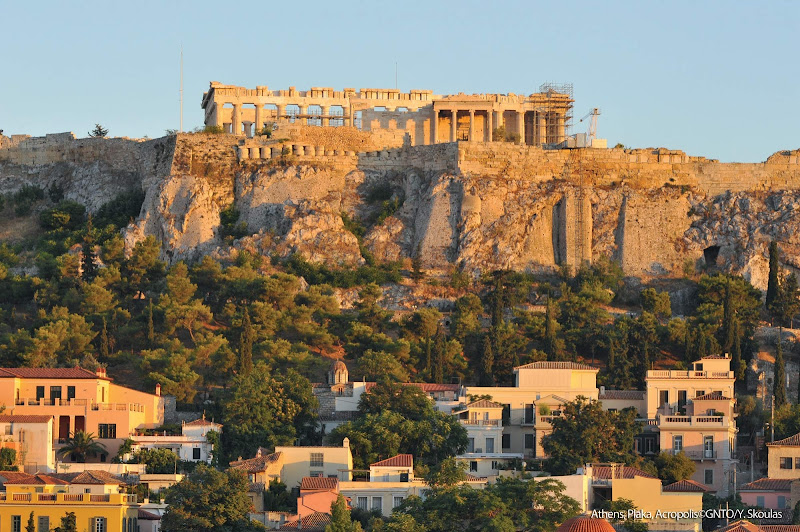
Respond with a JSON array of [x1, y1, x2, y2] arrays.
[[81, 216, 98, 282], [731, 318, 745, 381], [410, 245, 424, 284], [480, 334, 494, 386], [775, 336, 787, 408], [238, 307, 254, 375], [767, 241, 780, 313], [147, 300, 155, 347], [54, 512, 77, 532], [425, 335, 432, 372], [99, 317, 110, 360], [326, 493, 362, 532], [433, 327, 445, 384]]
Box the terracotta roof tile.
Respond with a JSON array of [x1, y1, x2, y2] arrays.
[[0, 415, 53, 424], [514, 361, 598, 371], [55, 471, 124, 485], [464, 473, 488, 482], [370, 454, 413, 468], [279, 512, 331, 531], [0, 367, 104, 380], [229, 451, 283, 473], [694, 392, 732, 401], [716, 521, 765, 532], [556, 516, 616, 532], [761, 526, 800, 532], [456, 399, 504, 410], [183, 418, 221, 427], [591, 465, 657, 480], [740, 478, 792, 491], [300, 477, 339, 491], [768, 433, 800, 447], [138, 509, 161, 520], [4, 473, 70, 485], [663, 479, 710, 492], [0, 472, 34, 483], [598, 390, 646, 401]]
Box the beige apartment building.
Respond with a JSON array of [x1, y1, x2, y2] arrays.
[[643, 355, 737, 496], [201, 82, 573, 146], [465, 361, 599, 458], [0, 367, 165, 464], [451, 399, 523, 477], [0, 415, 54, 472], [766, 434, 800, 479]]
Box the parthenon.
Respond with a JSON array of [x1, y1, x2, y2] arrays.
[[201, 81, 574, 147]]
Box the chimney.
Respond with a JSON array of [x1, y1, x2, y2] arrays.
[[155, 384, 161, 397], [343, 437, 350, 449], [600, 386, 605, 395], [95, 368, 107, 379]]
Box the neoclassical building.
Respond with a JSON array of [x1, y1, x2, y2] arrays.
[[201, 82, 573, 146]]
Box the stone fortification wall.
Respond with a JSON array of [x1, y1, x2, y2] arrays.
[[272, 124, 402, 152]]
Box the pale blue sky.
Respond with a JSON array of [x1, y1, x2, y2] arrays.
[[1, 1, 797, 162]]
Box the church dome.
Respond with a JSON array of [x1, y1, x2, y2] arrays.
[[556, 516, 616, 532], [330, 360, 347, 373]]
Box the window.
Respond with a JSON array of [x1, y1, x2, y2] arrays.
[[659, 390, 669, 408], [310, 471, 323, 477], [98, 424, 116, 439], [696, 390, 706, 397], [37, 516, 49, 532], [13, 515, 21, 532], [645, 438, 655, 454], [50, 386, 62, 401], [486, 437, 495, 454], [502, 405, 511, 426], [467, 438, 475, 453], [67, 386, 75, 400], [779, 496, 788, 509], [371, 496, 382, 511], [470, 461, 478, 472], [524, 434, 535, 449], [393, 496, 404, 508], [92, 517, 106, 532], [673, 435, 683, 453], [491, 461, 499, 470], [310, 453, 324, 467], [756, 496, 765, 508], [704, 469, 714, 485], [3, 424, 11, 436], [795, 457, 800, 469], [524, 404, 534, 424], [780, 457, 793, 469], [357, 496, 368, 510], [502, 434, 510, 449], [704, 436, 714, 458], [193, 448, 201, 460], [677, 390, 687, 412], [35, 386, 45, 401]]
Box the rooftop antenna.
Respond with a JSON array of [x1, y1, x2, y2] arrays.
[[179, 46, 184, 132]]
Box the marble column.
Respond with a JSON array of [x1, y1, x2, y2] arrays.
[[487, 111, 493, 142], [254, 106, 262, 134], [517, 111, 524, 143], [451, 110, 458, 142], [468, 110, 475, 142], [232, 104, 241, 136], [431, 109, 438, 144]]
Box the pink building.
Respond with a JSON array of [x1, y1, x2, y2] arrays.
[[739, 478, 792, 510]]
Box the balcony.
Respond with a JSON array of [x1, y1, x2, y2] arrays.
[[460, 419, 500, 427], [0, 492, 137, 504], [659, 415, 729, 427], [683, 450, 718, 460], [647, 370, 734, 379], [16, 398, 88, 407]]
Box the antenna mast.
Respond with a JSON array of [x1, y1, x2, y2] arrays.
[[179, 47, 184, 132]]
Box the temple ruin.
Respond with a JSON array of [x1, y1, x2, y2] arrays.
[[201, 82, 574, 147]]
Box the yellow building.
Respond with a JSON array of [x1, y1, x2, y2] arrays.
[[0, 367, 165, 464], [0, 470, 139, 532], [766, 433, 800, 479]]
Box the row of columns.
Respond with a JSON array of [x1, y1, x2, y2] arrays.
[[225, 103, 352, 136], [430, 109, 564, 145]]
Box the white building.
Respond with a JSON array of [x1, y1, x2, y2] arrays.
[[131, 417, 221, 464], [451, 400, 523, 477]]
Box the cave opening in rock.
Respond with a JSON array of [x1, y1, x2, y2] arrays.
[[703, 245, 720, 267]]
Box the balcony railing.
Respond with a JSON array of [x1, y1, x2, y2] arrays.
[[647, 370, 734, 379], [661, 415, 726, 426], [0, 492, 136, 505], [461, 419, 500, 427], [683, 450, 718, 460]]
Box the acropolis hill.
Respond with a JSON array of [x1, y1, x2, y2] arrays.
[[1, 81, 800, 290]]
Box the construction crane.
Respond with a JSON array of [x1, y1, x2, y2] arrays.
[[578, 108, 601, 143]]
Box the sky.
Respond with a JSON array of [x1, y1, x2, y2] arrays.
[[1, 1, 797, 162]]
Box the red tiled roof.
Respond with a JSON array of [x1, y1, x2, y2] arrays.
[[0, 415, 53, 424], [768, 433, 800, 447], [229, 451, 283, 473], [279, 512, 331, 531], [3, 473, 69, 485], [457, 399, 504, 410], [464, 473, 488, 482], [362, 382, 460, 393], [556, 516, 616, 532], [663, 479, 710, 492], [762, 526, 800, 532], [740, 478, 792, 491], [184, 418, 220, 427], [694, 392, 732, 401], [591, 465, 657, 480], [300, 477, 339, 491], [0, 368, 105, 380], [716, 521, 766, 532], [370, 454, 413, 468], [598, 390, 645, 401], [138, 509, 161, 520], [56, 471, 123, 485], [0, 472, 33, 483], [514, 361, 598, 371]]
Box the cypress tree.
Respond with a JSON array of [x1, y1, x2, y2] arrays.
[[480, 334, 494, 386], [722, 281, 736, 353], [433, 329, 445, 384], [238, 307, 254, 375], [81, 215, 97, 282], [731, 318, 745, 381], [99, 317, 110, 360], [775, 335, 787, 408], [147, 300, 155, 347], [767, 241, 780, 312], [545, 297, 558, 359]]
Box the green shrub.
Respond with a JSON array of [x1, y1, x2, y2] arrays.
[[39, 201, 86, 231], [219, 205, 249, 240], [95, 190, 145, 230], [203, 125, 224, 134]]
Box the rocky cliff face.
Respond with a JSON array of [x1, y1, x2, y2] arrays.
[[2, 131, 800, 289]]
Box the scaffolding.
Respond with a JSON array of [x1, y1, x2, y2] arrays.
[[538, 82, 574, 147]]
